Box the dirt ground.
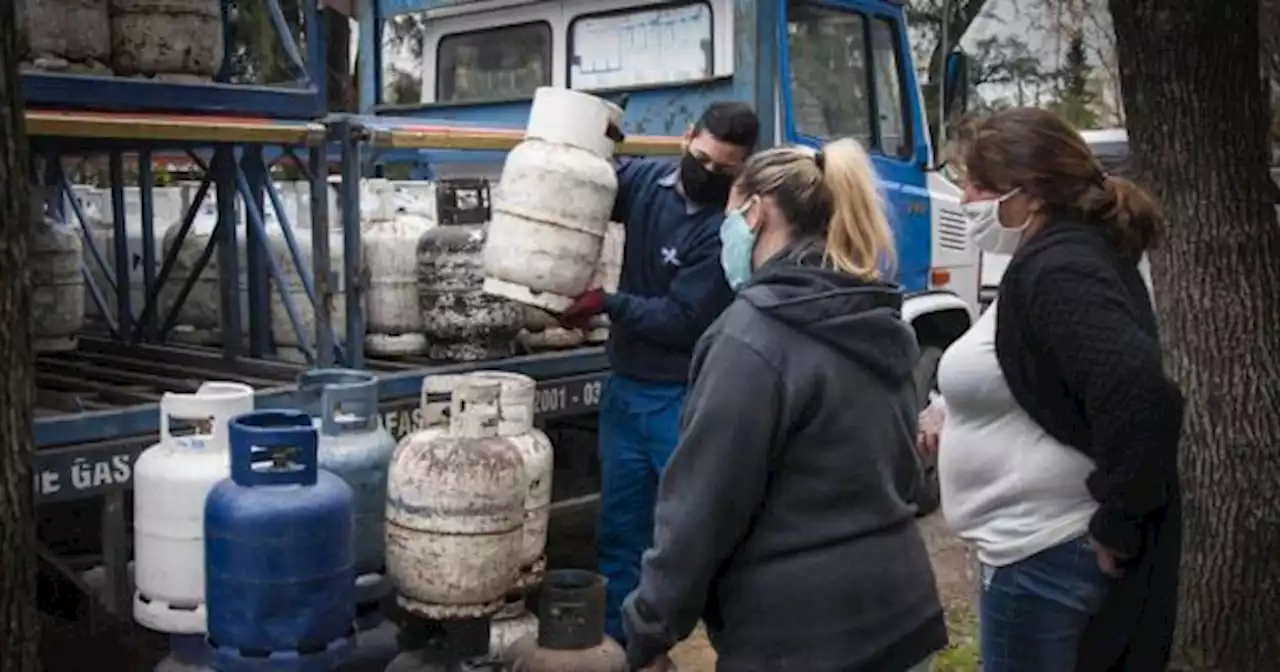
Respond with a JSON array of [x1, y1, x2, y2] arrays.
[[668, 513, 980, 672]]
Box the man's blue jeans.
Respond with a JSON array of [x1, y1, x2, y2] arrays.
[[979, 534, 1112, 672], [596, 375, 687, 644]]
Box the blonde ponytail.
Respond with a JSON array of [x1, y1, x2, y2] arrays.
[[735, 139, 897, 282], [820, 139, 896, 281]]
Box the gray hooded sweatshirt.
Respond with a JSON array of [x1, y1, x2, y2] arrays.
[[622, 242, 947, 671]]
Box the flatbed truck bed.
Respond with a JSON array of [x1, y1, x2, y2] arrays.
[[34, 338, 611, 617]]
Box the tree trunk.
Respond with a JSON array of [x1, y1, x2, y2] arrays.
[[1109, 1, 1280, 670], [1263, 0, 1279, 80], [925, 0, 990, 80], [0, 3, 40, 672]]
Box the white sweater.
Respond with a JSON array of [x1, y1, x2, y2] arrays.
[[935, 301, 1098, 567]]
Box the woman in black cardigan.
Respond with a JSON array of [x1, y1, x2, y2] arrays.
[[918, 107, 1184, 671]]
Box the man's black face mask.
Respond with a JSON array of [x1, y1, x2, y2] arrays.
[[679, 152, 735, 205]]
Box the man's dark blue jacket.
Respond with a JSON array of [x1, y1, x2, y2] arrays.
[[604, 159, 735, 383]]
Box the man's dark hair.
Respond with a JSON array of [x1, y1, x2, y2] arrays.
[[693, 101, 760, 151]]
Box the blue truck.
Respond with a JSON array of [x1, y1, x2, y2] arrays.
[[361, 0, 978, 403], [358, 0, 979, 506]]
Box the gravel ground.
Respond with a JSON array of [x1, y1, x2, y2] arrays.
[[669, 513, 979, 671]]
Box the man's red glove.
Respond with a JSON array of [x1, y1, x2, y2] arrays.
[[559, 288, 608, 328]]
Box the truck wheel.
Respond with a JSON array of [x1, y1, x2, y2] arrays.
[[914, 345, 944, 410], [911, 345, 944, 517], [912, 464, 942, 518]]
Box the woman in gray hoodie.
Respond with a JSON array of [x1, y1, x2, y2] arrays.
[[621, 139, 947, 671]]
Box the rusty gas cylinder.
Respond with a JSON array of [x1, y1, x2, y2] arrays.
[[386, 378, 526, 620], [503, 570, 625, 672]]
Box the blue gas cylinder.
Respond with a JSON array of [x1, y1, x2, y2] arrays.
[[295, 369, 396, 615], [205, 410, 356, 671]]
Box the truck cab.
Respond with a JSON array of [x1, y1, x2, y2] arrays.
[[359, 0, 979, 414]]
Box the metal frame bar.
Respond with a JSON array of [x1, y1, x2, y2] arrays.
[[242, 146, 272, 356], [34, 104, 687, 449], [337, 118, 367, 367], [39, 147, 344, 363], [309, 145, 338, 367], [33, 358, 612, 502], [21, 0, 327, 118], [35, 344, 608, 449], [33, 105, 692, 629]]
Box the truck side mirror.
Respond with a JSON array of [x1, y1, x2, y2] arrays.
[[942, 51, 971, 121]]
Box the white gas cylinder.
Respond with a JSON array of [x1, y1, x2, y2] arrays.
[[22, 0, 110, 70], [592, 221, 625, 295], [110, 0, 224, 78], [31, 186, 86, 352], [269, 182, 302, 229], [157, 190, 250, 344], [74, 186, 112, 324], [489, 595, 539, 659], [268, 228, 350, 361], [289, 178, 342, 229], [392, 180, 438, 209], [383, 373, 472, 468], [82, 185, 182, 325], [482, 87, 621, 312], [132, 381, 255, 633], [583, 220, 624, 344], [78, 185, 116, 325], [365, 181, 436, 356], [468, 371, 553, 587], [386, 378, 525, 618], [271, 179, 381, 361]]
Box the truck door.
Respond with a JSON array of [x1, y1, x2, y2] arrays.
[[778, 0, 932, 292]]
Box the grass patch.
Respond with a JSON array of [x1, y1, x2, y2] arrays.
[[932, 609, 980, 672]]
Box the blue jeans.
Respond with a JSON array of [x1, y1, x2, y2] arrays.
[[979, 534, 1112, 672], [596, 375, 687, 643]]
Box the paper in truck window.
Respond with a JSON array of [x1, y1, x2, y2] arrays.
[[570, 3, 713, 91]]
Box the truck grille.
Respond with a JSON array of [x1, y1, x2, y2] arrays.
[[937, 208, 968, 252]]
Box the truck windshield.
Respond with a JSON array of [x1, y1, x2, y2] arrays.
[[787, 3, 909, 156], [788, 5, 871, 144]]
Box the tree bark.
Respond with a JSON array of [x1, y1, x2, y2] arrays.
[[916, 0, 990, 135], [1109, 1, 1280, 670], [1262, 0, 1279, 81], [916, 0, 990, 79], [0, 3, 40, 672]]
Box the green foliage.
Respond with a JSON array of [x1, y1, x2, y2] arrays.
[[933, 611, 980, 672], [1045, 33, 1099, 129], [386, 14, 426, 61], [225, 0, 309, 86]]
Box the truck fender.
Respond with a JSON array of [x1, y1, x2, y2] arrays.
[[901, 291, 974, 407], [902, 290, 977, 327], [900, 291, 975, 518]]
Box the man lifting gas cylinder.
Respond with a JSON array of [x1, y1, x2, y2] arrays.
[[558, 102, 761, 666]]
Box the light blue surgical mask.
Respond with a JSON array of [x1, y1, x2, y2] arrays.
[[719, 200, 758, 291]]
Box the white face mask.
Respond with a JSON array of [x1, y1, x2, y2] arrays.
[[963, 188, 1033, 255]]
